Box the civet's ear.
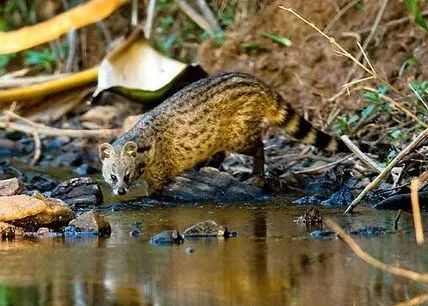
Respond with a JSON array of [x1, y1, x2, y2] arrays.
[[99, 143, 114, 161], [122, 141, 138, 158]]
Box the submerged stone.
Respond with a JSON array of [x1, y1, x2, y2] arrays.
[[150, 230, 184, 245], [183, 220, 225, 237], [349, 227, 388, 237], [0, 222, 22, 240], [0, 178, 23, 196], [51, 177, 103, 209], [0, 192, 75, 231], [310, 230, 337, 239], [293, 195, 325, 206], [293, 208, 323, 224], [68, 210, 111, 237]]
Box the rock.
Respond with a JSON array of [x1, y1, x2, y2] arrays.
[[183, 220, 225, 237], [310, 230, 337, 239], [0, 178, 24, 196], [0, 192, 75, 231], [21, 173, 58, 193], [161, 167, 265, 203], [372, 192, 428, 211], [51, 177, 103, 209], [51, 152, 83, 168], [185, 247, 194, 254], [73, 164, 98, 176], [321, 185, 354, 206], [0, 222, 20, 240], [293, 195, 325, 205], [349, 227, 388, 237], [129, 229, 141, 237], [150, 230, 184, 245], [293, 208, 323, 224], [68, 210, 111, 237]]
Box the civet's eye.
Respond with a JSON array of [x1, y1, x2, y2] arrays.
[[124, 173, 130, 184], [110, 174, 117, 182]]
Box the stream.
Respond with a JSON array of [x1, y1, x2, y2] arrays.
[[0, 201, 427, 305]]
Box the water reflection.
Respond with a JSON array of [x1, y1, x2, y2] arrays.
[[0, 204, 427, 305]]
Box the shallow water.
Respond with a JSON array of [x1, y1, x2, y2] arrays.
[[0, 201, 428, 306]]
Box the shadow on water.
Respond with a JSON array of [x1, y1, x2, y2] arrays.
[[0, 202, 427, 305]]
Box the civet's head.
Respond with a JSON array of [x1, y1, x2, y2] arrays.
[[98, 141, 153, 195]]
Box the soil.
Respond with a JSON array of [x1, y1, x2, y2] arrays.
[[198, 0, 428, 125]]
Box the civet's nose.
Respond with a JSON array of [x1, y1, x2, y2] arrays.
[[117, 187, 126, 195]]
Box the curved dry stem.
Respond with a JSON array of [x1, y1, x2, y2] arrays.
[[325, 218, 428, 282]]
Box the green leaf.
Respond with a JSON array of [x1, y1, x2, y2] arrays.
[[361, 103, 376, 119], [260, 32, 292, 47], [390, 129, 402, 139], [240, 41, 269, 51], [362, 91, 379, 102], [377, 84, 389, 95], [0, 54, 14, 69], [407, 0, 428, 30]]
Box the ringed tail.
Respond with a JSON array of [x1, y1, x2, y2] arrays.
[[278, 104, 349, 153]]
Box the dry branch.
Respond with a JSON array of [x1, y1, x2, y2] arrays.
[[410, 171, 428, 245], [176, 0, 216, 35], [0, 0, 129, 54], [344, 128, 428, 213], [0, 116, 119, 138], [279, 6, 428, 129], [0, 67, 98, 104], [340, 135, 383, 173], [325, 218, 428, 282]]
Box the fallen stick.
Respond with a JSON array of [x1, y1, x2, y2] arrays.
[[176, 0, 216, 35], [410, 171, 428, 245], [340, 135, 383, 173], [0, 67, 98, 104], [344, 127, 428, 213], [293, 154, 353, 175], [325, 218, 428, 282], [0, 120, 119, 138]]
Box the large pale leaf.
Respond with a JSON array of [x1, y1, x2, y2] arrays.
[[92, 30, 207, 106]]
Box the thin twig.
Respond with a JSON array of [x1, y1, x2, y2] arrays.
[[355, 10, 428, 34], [31, 132, 42, 166], [394, 209, 402, 230], [395, 294, 428, 306], [325, 218, 428, 282], [144, 0, 157, 39], [324, 0, 361, 33], [176, 0, 215, 35], [196, 0, 221, 33], [293, 154, 353, 175], [409, 83, 428, 111], [0, 111, 119, 138], [279, 4, 421, 118], [131, 0, 138, 26], [410, 171, 428, 245], [340, 135, 383, 173], [344, 127, 428, 213]]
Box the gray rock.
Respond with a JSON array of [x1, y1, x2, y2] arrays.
[[161, 167, 265, 203], [183, 220, 224, 237], [150, 230, 184, 245], [51, 177, 103, 209], [0, 178, 23, 196], [68, 210, 111, 237]]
